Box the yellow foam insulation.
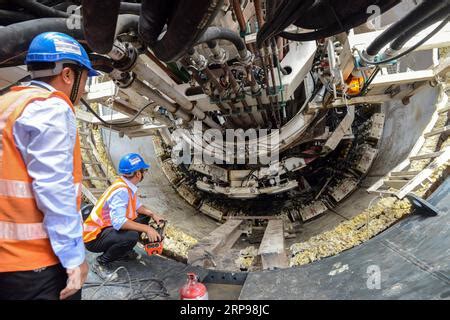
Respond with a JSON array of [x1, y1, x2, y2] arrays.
[[235, 246, 258, 270], [162, 225, 198, 260]]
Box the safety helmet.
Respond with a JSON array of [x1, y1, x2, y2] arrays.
[[118, 153, 150, 175], [25, 32, 99, 78]]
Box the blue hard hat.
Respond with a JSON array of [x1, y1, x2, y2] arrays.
[[118, 153, 150, 175], [25, 32, 99, 77]]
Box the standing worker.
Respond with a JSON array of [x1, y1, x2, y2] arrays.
[[83, 153, 166, 281], [0, 32, 99, 300]]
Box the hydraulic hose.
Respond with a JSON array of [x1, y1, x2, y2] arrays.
[[365, 0, 448, 57], [390, 7, 450, 51], [138, 0, 174, 48], [280, 0, 399, 42], [145, 0, 223, 62], [0, 9, 37, 25], [0, 18, 84, 66], [14, 0, 69, 18], [0, 15, 139, 67], [81, 0, 121, 54], [257, 0, 314, 48], [196, 27, 247, 57], [359, 18, 449, 66]]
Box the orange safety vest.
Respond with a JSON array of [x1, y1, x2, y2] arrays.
[[83, 177, 137, 243], [0, 86, 82, 272]]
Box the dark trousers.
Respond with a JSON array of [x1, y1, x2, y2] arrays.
[[85, 214, 149, 264], [0, 263, 81, 300]]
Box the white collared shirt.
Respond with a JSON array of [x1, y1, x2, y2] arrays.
[[12, 80, 84, 269], [105, 176, 142, 230]]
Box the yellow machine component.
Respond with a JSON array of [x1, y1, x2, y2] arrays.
[[345, 76, 364, 96]]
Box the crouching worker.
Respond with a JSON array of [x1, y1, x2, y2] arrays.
[[83, 153, 165, 280]]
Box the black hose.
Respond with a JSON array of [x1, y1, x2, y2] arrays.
[[80, 98, 153, 126], [0, 15, 139, 67], [14, 0, 70, 18], [257, 0, 313, 48], [390, 7, 450, 51], [138, 0, 174, 48], [366, 0, 448, 56], [81, 0, 121, 54], [196, 26, 246, 54], [0, 18, 84, 66], [147, 0, 224, 62], [0, 9, 37, 25], [359, 18, 449, 66], [280, 0, 401, 42]]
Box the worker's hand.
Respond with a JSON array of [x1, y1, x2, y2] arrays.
[[151, 213, 165, 225], [146, 226, 161, 242], [60, 260, 89, 300]]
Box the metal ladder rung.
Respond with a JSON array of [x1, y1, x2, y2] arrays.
[[438, 105, 450, 114], [83, 161, 102, 165], [390, 171, 421, 177], [424, 125, 450, 138], [83, 177, 109, 181], [410, 151, 444, 161], [384, 180, 409, 190]]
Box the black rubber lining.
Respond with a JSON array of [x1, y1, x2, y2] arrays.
[[239, 178, 450, 300]]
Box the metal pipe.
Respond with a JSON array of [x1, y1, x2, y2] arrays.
[[132, 78, 192, 122], [134, 57, 221, 129], [232, 0, 247, 34]]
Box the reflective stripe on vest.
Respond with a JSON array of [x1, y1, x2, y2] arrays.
[[0, 221, 47, 240], [83, 177, 138, 243], [0, 179, 34, 198], [0, 86, 83, 272]]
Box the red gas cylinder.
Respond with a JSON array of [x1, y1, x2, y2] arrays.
[[179, 273, 208, 300]]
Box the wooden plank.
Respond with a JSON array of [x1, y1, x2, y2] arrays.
[[187, 219, 244, 267], [258, 220, 288, 270]]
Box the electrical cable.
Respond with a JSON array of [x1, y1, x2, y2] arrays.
[[358, 18, 449, 66], [80, 97, 153, 126], [85, 265, 169, 300]]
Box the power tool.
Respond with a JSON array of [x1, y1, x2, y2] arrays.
[[143, 221, 166, 256]]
